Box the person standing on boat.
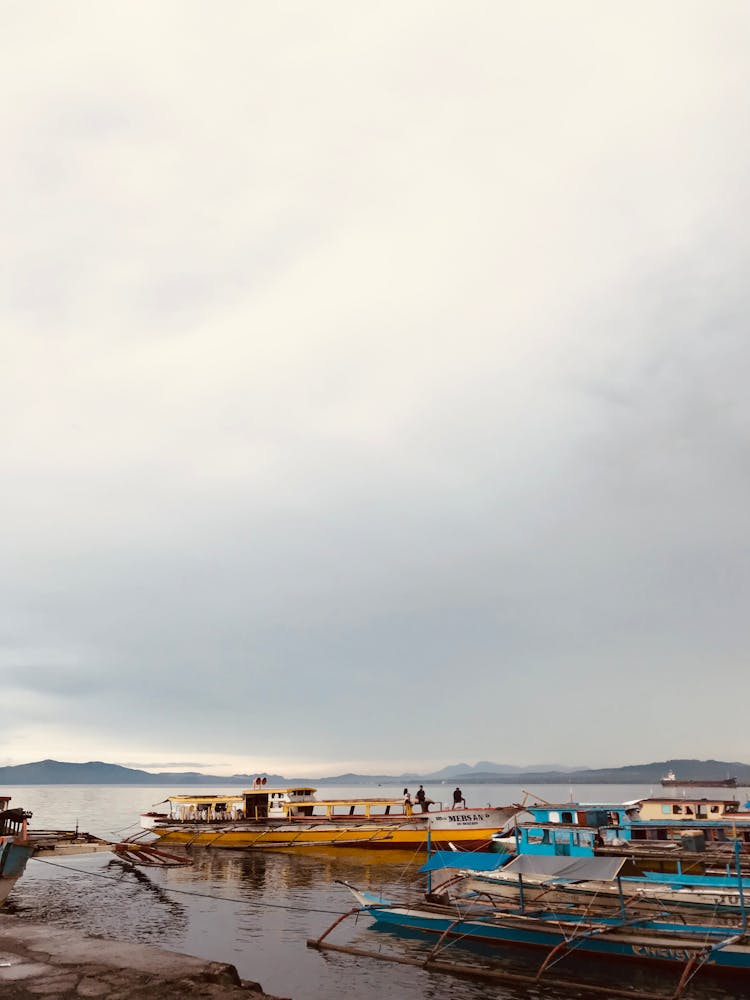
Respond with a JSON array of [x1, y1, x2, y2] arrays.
[[452, 786, 466, 810], [415, 785, 428, 812]]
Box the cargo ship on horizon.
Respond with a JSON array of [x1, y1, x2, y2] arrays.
[[660, 769, 738, 788]]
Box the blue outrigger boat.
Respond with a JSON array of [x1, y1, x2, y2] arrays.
[[309, 844, 750, 997]]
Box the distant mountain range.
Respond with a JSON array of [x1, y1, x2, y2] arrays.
[[0, 758, 748, 785], [424, 761, 587, 779], [430, 759, 750, 785], [0, 759, 287, 786]]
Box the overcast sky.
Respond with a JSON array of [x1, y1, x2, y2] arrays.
[[2, 2, 749, 777]]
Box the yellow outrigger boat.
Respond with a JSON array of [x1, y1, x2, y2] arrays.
[[140, 784, 519, 851]]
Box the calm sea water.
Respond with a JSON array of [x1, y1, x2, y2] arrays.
[[6, 782, 750, 1000]]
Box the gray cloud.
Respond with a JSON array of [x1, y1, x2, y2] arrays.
[[2, 2, 749, 773]]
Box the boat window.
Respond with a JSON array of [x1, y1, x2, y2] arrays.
[[548, 811, 560, 823], [685, 806, 694, 815], [672, 805, 682, 814], [711, 805, 720, 813], [661, 805, 671, 815], [561, 812, 573, 823]]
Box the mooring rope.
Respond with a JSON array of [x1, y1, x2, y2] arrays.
[[29, 857, 345, 915]]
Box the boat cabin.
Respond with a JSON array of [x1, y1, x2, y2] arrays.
[[637, 797, 750, 823], [0, 795, 31, 838], [513, 803, 637, 857], [243, 787, 318, 819], [242, 789, 420, 821], [516, 802, 638, 857], [525, 803, 639, 827], [166, 794, 244, 822]]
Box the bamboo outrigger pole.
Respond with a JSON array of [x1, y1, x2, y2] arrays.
[[306, 914, 670, 1000]]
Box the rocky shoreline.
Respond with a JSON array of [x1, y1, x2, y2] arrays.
[[0, 914, 288, 999]]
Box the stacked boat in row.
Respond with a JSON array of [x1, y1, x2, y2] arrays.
[[315, 794, 750, 994], [497, 794, 750, 876]]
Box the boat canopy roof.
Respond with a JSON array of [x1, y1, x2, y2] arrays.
[[167, 794, 244, 805], [639, 796, 740, 806], [525, 803, 638, 819], [517, 820, 620, 832], [312, 797, 407, 807], [243, 787, 317, 795], [502, 854, 626, 881], [527, 802, 636, 811]]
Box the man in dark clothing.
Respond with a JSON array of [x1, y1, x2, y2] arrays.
[[415, 785, 428, 812], [452, 786, 466, 810]]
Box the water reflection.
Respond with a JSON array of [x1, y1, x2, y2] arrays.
[[13, 853, 189, 945], [106, 856, 186, 915], [15, 846, 750, 1000]]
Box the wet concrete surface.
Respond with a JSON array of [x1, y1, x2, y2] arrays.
[[0, 914, 288, 999]]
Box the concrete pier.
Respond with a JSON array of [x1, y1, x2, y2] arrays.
[[0, 914, 287, 999]]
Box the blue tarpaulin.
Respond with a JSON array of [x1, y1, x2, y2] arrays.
[[419, 850, 510, 873]]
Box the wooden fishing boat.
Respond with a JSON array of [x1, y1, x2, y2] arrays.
[[346, 889, 750, 969], [0, 795, 33, 905], [140, 785, 519, 851], [318, 853, 750, 994]]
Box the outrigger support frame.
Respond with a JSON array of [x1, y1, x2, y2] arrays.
[[535, 907, 671, 981], [307, 904, 674, 1000], [113, 842, 192, 867], [670, 933, 742, 1000]]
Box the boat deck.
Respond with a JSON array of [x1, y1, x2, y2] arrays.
[[28, 830, 114, 857]]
